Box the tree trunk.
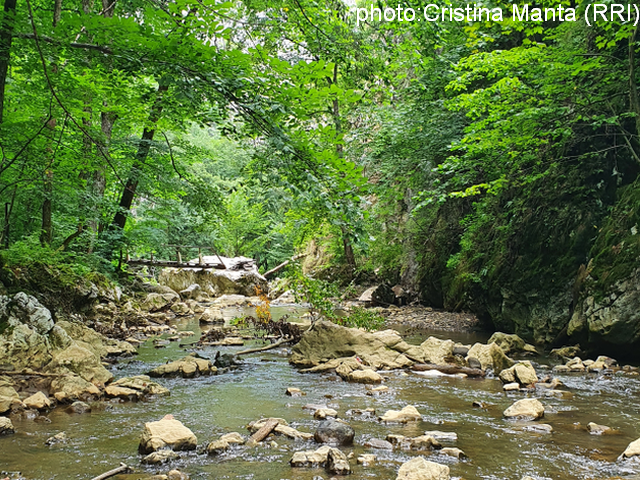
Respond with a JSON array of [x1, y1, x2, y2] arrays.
[[111, 85, 167, 230], [630, 24, 640, 139], [0, 0, 17, 125], [53, 0, 62, 26], [40, 168, 53, 245], [328, 63, 356, 274]]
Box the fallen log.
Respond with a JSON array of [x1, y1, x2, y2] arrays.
[[90, 463, 130, 480], [411, 363, 485, 378], [249, 418, 279, 443], [236, 338, 292, 356], [263, 253, 308, 278]]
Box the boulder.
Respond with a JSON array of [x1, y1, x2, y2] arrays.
[[550, 345, 582, 361], [142, 292, 180, 312], [47, 343, 113, 385], [499, 361, 538, 386], [406, 435, 442, 451], [139, 417, 198, 454], [220, 432, 245, 444], [23, 391, 51, 410], [55, 320, 136, 357], [45, 432, 66, 445], [290, 445, 332, 467], [6, 292, 54, 335], [179, 284, 201, 300], [364, 438, 393, 450], [206, 439, 229, 455], [110, 375, 170, 396], [149, 354, 216, 378], [346, 368, 383, 384], [621, 437, 640, 459], [198, 307, 224, 323], [0, 416, 14, 435], [523, 424, 553, 434], [487, 332, 537, 355], [67, 401, 91, 414], [167, 470, 189, 480], [0, 297, 134, 400], [170, 302, 192, 315], [396, 456, 450, 480], [380, 405, 422, 423], [423, 431, 458, 443], [50, 374, 101, 403], [105, 385, 143, 400], [314, 419, 355, 445], [404, 337, 456, 365], [143, 450, 180, 464], [0, 379, 19, 414], [286, 387, 304, 396], [0, 377, 18, 399], [327, 447, 351, 475], [248, 418, 314, 441], [440, 447, 465, 459], [290, 320, 413, 370], [367, 385, 389, 395], [587, 422, 614, 435], [386, 434, 441, 451], [357, 453, 376, 465], [466, 342, 514, 372], [332, 357, 383, 384], [359, 285, 394, 306], [212, 294, 258, 308], [503, 398, 545, 420], [158, 256, 268, 297], [314, 408, 338, 420]]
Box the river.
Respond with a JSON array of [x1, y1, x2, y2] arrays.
[[2, 305, 640, 480]]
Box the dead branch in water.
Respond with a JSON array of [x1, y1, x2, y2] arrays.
[[90, 463, 130, 480], [235, 338, 293, 355], [249, 419, 279, 443]]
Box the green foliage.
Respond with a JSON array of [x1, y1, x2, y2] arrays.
[[339, 306, 385, 332], [290, 269, 339, 321], [1, 234, 112, 278]]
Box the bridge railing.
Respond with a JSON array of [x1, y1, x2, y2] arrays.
[[124, 244, 228, 269]]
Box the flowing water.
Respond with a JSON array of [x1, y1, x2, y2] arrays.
[[2, 305, 640, 480]]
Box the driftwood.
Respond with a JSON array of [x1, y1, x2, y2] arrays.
[[249, 419, 279, 443], [90, 463, 130, 480], [263, 253, 308, 278], [412, 363, 485, 378], [236, 338, 292, 356]]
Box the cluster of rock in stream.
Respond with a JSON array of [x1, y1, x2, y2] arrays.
[[5, 269, 640, 480]]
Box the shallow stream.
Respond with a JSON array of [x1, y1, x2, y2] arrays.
[[2, 305, 640, 480]]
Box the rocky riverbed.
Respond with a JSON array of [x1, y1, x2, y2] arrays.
[[2, 283, 640, 480]]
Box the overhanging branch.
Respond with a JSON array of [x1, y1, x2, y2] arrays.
[[17, 32, 112, 54]]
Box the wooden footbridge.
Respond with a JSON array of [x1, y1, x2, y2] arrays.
[[125, 246, 306, 277], [125, 245, 230, 270]]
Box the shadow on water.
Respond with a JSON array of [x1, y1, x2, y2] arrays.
[[3, 306, 640, 480]]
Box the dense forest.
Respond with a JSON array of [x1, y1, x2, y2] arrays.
[[1, 0, 640, 352]]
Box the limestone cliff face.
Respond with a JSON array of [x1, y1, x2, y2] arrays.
[[411, 160, 640, 353], [568, 269, 640, 353]]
